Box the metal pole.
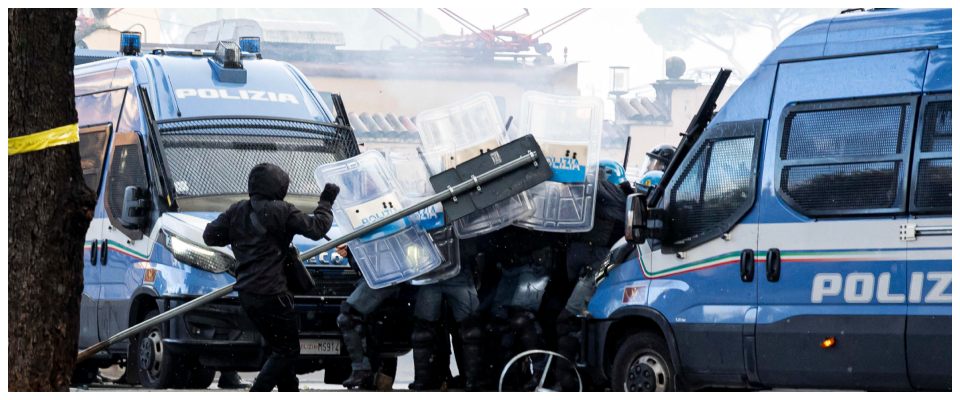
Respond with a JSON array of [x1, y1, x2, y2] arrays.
[[77, 150, 539, 362]]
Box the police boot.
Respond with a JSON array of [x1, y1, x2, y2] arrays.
[[459, 317, 487, 391], [337, 304, 372, 389], [342, 369, 373, 390], [217, 370, 251, 389], [409, 320, 441, 391]]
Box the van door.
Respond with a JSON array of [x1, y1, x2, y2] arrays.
[[98, 89, 155, 341], [75, 87, 126, 345], [77, 123, 113, 346], [904, 92, 951, 390], [645, 118, 764, 384], [755, 51, 925, 389]]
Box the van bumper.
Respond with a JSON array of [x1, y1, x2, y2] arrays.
[[161, 297, 265, 370], [160, 294, 413, 372]]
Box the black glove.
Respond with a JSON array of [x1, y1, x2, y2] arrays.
[[618, 181, 636, 195], [320, 183, 340, 204]]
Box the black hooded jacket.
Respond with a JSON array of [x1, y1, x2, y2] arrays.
[[203, 163, 334, 295]]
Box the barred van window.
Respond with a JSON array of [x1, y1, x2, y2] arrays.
[[911, 98, 951, 213], [665, 119, 764, 250], [777, 97, 916, 216], [156, 117, 359, 201]]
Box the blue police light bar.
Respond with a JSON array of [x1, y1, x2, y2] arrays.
[[239, 36, 261, 54], [120, 31, 141, 56]]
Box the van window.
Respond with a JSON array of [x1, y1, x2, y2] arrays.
[[106, 131, 149, 239], [911, 95, 951, 213], [75, 89, 126, 127], [78, 124, 112, 194], [777, 97, 916, 217], [665, 119, 764, 250]]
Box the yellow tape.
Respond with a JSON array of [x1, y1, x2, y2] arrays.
[[8, 123, 79, 156]]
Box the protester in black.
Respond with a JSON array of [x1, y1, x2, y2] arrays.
[[203, 163, 339, 392]]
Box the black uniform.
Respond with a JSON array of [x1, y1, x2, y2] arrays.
[[203, 163, 338, 392], [337, 249, 402, 389], [553, 179, 630, 390], [409, 230, 485, 391]]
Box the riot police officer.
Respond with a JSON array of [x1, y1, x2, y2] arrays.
[[637, 144, 676, 193], [553, 161, 633, 391], [409, 238, 485, 392], [336, 245, 403, 389]]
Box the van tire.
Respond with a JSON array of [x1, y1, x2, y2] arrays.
[[130, 309, 207, 389], [184, 366, 216, 389], [610, 332, 676, 392]]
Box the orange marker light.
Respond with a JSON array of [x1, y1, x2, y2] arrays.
[[820, 337, 837, 349]]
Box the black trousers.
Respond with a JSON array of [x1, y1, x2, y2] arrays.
[[240, 291, 300, 392]]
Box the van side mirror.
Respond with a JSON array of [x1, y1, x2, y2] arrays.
[[120, 186, 149, 230], [625, 193, 665, 245], [624, 193, 648, 244]]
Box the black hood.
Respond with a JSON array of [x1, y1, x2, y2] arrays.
[[248, 163, 290, 201]]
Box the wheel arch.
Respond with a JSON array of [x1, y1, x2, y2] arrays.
[[128, 287, 160, 327], [602, 306, 682, 380]]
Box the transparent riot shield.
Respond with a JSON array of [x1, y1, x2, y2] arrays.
[[416, 92, 534, 239], [314, 151, 442, 289], [385, 150, 461, 285], [512, 91, 604, 232]]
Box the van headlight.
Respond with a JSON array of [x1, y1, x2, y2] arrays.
[[161, 230, 237, 275]]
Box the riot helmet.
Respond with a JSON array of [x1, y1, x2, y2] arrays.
[[641, 144, 676, 175], [598, 160, 626, 186]]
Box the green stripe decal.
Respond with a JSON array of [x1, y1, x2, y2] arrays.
[[642, 247, 907, 278], [105, 240, 150, 260]]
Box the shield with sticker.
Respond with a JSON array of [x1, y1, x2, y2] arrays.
[[314, 151, 443, 289], [512, 91, 604, 232], [416, 92, 535, 239], [385, 149, 461, 285]]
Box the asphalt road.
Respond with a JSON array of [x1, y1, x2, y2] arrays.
[[74, 350, 447, 392]]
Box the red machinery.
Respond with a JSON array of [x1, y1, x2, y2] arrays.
[[374, 8, 589, 56]]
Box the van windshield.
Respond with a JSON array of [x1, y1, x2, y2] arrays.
[[156, 116, 358, 212]]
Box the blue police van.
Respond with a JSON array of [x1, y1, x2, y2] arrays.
[[72, 36, 411, 388], [584, 8, 951, 391]]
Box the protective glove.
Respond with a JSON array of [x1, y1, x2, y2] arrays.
[[320, 183, 340, 204]]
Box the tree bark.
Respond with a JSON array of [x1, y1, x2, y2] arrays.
[[8, 8, 95, 391]]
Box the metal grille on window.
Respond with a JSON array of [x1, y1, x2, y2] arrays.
[[921, 101, 951, 153], [913, 100, 951, 212], [108, 144, 148, 218], [157, 117, 358, 199], [779, 101, 911, 215], [782, 104, 906, 159], [915, 159, 951, 210], [782, 162, 900, 211], [669, 137, 754, 245]]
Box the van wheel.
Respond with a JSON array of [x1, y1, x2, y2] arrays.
[[130, 309, 204, 388], [184, 366, 216, 389], [610, 332, 675, 392]]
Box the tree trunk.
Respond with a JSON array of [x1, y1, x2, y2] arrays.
[[8, 8, 95, 391]]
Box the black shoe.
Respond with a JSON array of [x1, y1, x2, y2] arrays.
[[342, 370, 373, 389], [217, 371, 252, 389]]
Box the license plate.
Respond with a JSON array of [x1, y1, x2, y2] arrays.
[[300, 339, 341, 355]]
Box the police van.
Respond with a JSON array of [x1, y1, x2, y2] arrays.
[[72, 35, 411, 388], [584, 9, 951, 391]]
